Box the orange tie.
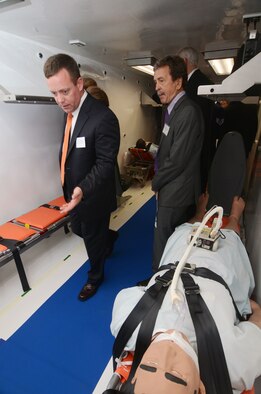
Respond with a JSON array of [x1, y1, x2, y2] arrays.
[[60, 113, 73, 185]]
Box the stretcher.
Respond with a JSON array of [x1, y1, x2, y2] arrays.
[[105, 132, 254, 393], [0, 196, 69, 293], [124, 147, 154, 187]]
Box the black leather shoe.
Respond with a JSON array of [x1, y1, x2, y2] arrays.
[[78, 283, 99, 301]]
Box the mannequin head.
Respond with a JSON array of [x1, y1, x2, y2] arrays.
[[132, 330, 205, 394]]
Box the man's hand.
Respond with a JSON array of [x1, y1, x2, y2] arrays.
[[248, 299, 261, 329], [60, 186, 83, 214]]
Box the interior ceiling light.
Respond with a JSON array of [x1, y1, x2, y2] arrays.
[[125, 52, 157, 76], [0, 0, 24, 8], [208, 58, 235, 76], [132, 64, 155, 76], [203, 41, 240, 76], [69, 39, 87, 47]]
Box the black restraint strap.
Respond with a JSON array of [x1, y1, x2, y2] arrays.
[[157, 264, 245, 322], [123, 286, 171, 391], [111, 264, 242, 393], [181, 273, 233, 394], [41, 203, 60, 211], [194, 267, 245, 322], [112, 269, 174, 370], [126, 263, 200, 383], [0, 237, 31, 292]]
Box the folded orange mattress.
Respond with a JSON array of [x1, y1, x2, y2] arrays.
[[0, 222, 38, 253], [0, 222, 37, 240], [0, 244, 7, 252], [15, 206, 67, 230]]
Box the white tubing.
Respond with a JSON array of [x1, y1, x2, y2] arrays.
[[170, 205, 223, 303]]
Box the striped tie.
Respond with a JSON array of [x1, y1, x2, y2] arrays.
[[60, 113, 73, 186]]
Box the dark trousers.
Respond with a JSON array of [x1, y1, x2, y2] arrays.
[[70, 210, 111, 285], [152, 204, 195, 273]]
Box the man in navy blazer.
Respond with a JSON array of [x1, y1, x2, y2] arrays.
[[152, 55, 204, 272], [44, 54, 120, 300]]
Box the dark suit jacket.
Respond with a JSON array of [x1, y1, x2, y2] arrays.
[[60, 94, 120, 222], [152, 94, 204, 208], [186, 69, 214, 132], [186, 69, 216, 191], [185, 69, 212, 98], [186, 69, 214, 135]]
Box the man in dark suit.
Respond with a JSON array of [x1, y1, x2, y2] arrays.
[[152, 55, 204, 272], [44, 54, 120, 300], [177, 47, 217, 193]]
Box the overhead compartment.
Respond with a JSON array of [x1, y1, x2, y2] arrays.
[[198, 52, 261, 100]]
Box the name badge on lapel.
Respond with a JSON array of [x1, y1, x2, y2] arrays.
[[162, 123, 170, 136], [76, 137, 86, 148]]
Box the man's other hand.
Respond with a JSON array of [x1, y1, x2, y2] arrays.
[[60, 186, 83, 214]]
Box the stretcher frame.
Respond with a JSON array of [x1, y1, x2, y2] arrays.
[[107, 132, 254, 393], [0, 197, 70, 293]]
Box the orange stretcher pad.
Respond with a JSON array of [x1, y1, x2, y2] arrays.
[[14, 197, 67, 231], [0, 196, 69, 293], [0, 244, 7, 252], [15, 206, 66, 230], [0, 222, 39, 252], [0, 196, 67, 252]]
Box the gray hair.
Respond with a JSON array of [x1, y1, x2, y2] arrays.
[[177, 47, 199, 66]]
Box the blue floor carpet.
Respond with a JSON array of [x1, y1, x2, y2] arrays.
[[0, 197, 155, 394]]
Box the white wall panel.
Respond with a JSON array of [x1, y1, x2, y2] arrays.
[[0, 33, 158, 223], [0, 102, 64, 223]]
